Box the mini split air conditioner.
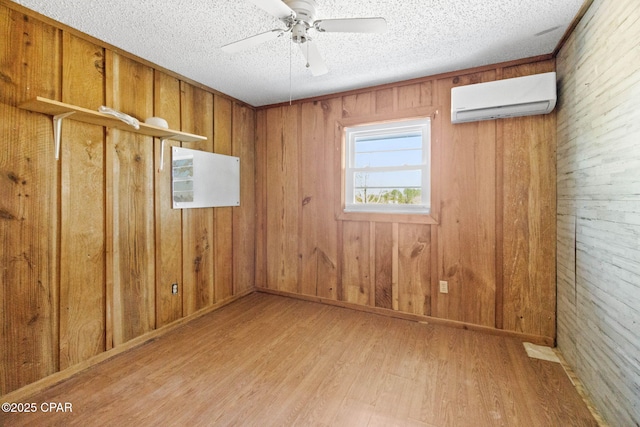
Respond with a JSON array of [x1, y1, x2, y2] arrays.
[[451, 72, 557, 124]]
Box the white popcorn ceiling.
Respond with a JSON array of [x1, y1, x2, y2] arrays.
[[12, 0, 585, 106]]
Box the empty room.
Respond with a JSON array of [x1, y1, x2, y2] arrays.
[[1, 0, 638, 425]]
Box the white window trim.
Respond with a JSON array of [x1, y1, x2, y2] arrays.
[[344, 117, 431, 215]]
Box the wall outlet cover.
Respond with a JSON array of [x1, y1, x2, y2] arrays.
[[439, 280, 449, 293]]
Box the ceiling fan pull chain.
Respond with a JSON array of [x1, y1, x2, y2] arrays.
[[289, 35, 292, 105]]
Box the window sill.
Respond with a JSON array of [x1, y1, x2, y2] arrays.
[[337, 210, 438, 224]]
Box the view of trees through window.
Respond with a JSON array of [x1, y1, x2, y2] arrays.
[[354, 177, 422, 205]]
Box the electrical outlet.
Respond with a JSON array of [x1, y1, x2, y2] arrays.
[[171, 283, 178, 295], [439, 280, 449, 294]]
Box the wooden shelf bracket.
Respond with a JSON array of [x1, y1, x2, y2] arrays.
[[53, 111, 76, 160], [158, 135, 179, 172]]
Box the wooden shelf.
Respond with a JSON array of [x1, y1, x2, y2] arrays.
[[19, 97, 207, 163], [20, 97, 206, 142]]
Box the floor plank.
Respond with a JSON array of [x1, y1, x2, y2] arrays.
[[0, 292, 597, 426]]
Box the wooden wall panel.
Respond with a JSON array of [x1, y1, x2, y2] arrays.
[[0, 6, 61, 395], [254, 109, 268, 287], [502, 60, 556, 338], [435, 71, 497, 327], [180, 83, 215, 314], [398, 224, 431, 315], [106, 52, 156, 346], [232, 102, 256, 295], [374, 88, 396, 115], [213, 95, 234, 302], [154, 71, 183, 327], [265, 105, 300, 292], [342, 221, 372, 305], [342, 92, 374, 118], [397, 82, 433, 110], [374, 222, 393, 309], [59, 33, 106, 368], [300, 99, 340, 299]]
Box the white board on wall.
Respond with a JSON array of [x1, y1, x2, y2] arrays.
[[171, 146, 240, 209]]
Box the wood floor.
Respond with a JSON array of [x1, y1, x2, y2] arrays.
[[1, 292, 597, 426]]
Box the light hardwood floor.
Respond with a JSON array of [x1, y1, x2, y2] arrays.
[[1, 292, 597, 426]]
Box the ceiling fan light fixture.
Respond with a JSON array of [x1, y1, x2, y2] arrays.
[[291, 22, 309, 44]]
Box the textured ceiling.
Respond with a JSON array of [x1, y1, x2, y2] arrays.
[[12, 0, 585, 107]]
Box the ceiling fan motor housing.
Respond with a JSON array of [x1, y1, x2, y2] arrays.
[[283, 0, 318, 25]]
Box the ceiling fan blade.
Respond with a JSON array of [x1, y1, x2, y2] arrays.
[[299, 41, 328, 76], [246, 0, 296, 20], [221, 29, 284, 53], [314, 17, 387, 33]]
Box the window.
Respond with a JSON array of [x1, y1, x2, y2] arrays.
[[344, 117, 431, 214]]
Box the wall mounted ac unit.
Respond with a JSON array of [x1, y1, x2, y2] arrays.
[[451, 72, 556, 124]]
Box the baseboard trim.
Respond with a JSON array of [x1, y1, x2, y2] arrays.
[[256, 287, 554, 346], [1, 289, 254, 401]]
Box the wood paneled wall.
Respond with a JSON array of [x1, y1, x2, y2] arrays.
[[556, 0, 640, 425], [256, 60, 557, 341], [0, 3, 255, 395]]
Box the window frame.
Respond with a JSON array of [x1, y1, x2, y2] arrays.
[[344, 118, 431, 215], [336, 107, 440, 225]]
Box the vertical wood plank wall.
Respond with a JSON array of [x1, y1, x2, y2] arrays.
[[60, 33, 106, 367], [256, 61, 557, 341], [556, 0, 640, 425], [0, 6, 61, 394], [0, 3, 256, 395]]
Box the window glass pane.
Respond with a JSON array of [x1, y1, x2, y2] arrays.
[[353, 170, 422, 205], [355, 149, 423, 168], [355, 134, 422, 151], [354, 135, 422, 167]]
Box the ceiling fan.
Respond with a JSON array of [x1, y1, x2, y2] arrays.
[[221, 0, 387, 76]]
